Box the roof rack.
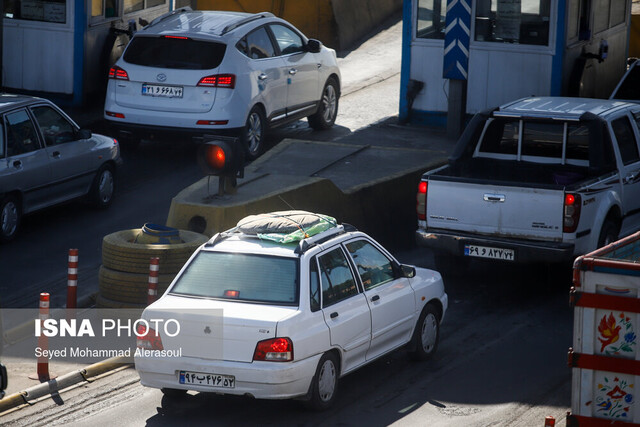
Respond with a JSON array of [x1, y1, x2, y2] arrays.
[[203, 222, 358, 253], [295, 223, 358, 254], [220, 12, 274, 35], [146, 7, 193, 29]]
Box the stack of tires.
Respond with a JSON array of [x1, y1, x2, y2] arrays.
[[97, 228, 209, 308]]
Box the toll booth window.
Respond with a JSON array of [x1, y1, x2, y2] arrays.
[[3, 0, 66, 23], [475, 0, 551, 46], [124, 0, 164, 14], [416, 0, 446, 39], [594, 0, 627, 34], [91, 0, 116, 18]]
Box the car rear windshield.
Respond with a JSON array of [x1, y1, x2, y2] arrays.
[[169, 252, 299, 305], [123, 36, 226, 70]]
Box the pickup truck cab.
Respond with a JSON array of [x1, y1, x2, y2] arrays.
[[416, 96, 640, 265]]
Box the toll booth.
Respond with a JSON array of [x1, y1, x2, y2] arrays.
[[399, 0, 633, 128], [2, 0, 173, 106]]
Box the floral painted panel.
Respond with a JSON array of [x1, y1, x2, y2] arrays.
[[596, 310, 636, 359], [594, 372, 634, 420]]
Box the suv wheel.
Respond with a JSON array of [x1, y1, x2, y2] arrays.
[[308, 77, 339, 130], [242, 106, 266, 160]]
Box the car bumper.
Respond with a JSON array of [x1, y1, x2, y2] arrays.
[[135, 352, 322, 400], [416, 228, 575, 263], [105, 119, 243, 142]]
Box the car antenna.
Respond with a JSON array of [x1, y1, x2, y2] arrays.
[[278, 195, 296, 210]]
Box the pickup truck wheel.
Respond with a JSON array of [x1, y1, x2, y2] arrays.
[[410, 304, 440, 361], [305, 352, 339, 411], [597, 219, 619, 248]]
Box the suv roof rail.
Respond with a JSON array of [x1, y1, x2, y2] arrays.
[[220, 12, 274, 35], [146, 6, 193, 29]]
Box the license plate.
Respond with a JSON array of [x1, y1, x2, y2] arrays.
[[464, 244, 515, 261], [179, 370, 235, 388], [142, 84, 183, 98]]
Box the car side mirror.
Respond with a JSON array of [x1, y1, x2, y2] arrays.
[[400, 264, 416, 278], [77, 129, 92, 140], [306, 39, 321, 54], [0, 363, 7, 397]]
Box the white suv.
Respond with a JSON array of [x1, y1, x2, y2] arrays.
[[104, 9, 341, 159], [135, 211, 447, 409]]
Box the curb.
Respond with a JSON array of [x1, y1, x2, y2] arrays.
[[0, 356, 131, 414]]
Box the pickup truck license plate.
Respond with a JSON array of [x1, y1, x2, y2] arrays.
[[142, 84, 183, 98], [464, 245, 515, 261], [179, 370, 235, 388]]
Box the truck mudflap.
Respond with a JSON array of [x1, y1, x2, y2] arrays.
[[568, 231, 640, 425]]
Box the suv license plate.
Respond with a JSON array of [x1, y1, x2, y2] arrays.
[[464, 245, 515, 261], [179, 370, 235, 388], [142, 84, 183, 98]]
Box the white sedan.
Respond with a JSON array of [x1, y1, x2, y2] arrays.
[[135, 211, 448, 410]]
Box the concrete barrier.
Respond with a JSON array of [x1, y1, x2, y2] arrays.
[[194, 0, 401, 49]]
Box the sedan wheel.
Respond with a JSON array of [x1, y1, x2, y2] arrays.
[[91, 165, 115, 208], [0, 196, 20, 243], [410, 304, 440, 361], [308, 78, 339, 130], [305, 352, 339, 410]]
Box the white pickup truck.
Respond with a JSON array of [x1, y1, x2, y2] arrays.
[[416, 95, 640, 266]]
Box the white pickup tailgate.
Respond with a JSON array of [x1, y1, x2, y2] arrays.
[[426, 180, 565, 241]]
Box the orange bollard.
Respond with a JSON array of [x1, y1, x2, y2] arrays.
[[66, 248, 78, 309], [147, 257, 160, 304], [37, 293, 50, 381]]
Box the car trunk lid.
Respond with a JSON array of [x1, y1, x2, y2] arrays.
[[142, 295, 297, 363]]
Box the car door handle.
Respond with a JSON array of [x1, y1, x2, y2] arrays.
[[52, 151, 61, 159], [483, 193, 505, 202], [288, 68, 297, 75], [371, 295, 380, 302], [258, 73, 268, 81], [317, 63, 322, 68], [624, 172, 638, 184], [12, 160, 22, 169], [330, 312, 338, 319]]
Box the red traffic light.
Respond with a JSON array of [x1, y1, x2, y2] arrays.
[[206, 144, 226, 170], [197, 137, 244, 178]]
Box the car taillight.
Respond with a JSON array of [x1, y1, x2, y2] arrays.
[[417, 181, 427, 221], [253, 337, 293, 362], [136, 324, 164, 350], [197, 74, 235, 89], [563, 193, 581, 233], [108, 66, 129, 81]]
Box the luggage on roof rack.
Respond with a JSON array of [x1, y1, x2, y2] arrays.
[[237, 211, 338, 244]]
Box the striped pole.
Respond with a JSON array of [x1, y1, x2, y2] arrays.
[[66, 248, 78, 309], [37, 293, 50, 381], [147, 257, 160, 304]]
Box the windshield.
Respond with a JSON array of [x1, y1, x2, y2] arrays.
[[170, 252, 299, 305]]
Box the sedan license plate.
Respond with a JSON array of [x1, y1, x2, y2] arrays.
[[179, 370, 235, 388], [142, 84, 183, 98], [464, 244, 515, 261]]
